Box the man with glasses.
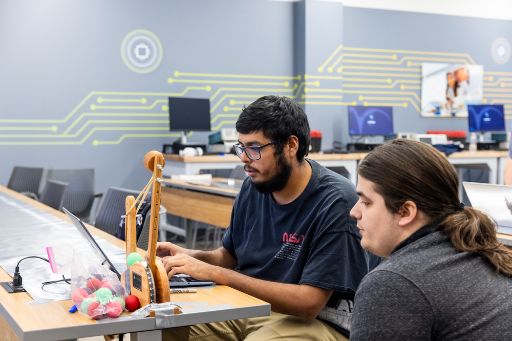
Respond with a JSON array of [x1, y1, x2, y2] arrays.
[[158, 95, 371, 340]]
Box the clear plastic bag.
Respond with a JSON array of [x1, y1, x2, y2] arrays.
[[70, 252, 126, 319]]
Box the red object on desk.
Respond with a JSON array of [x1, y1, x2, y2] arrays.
[[427, 130, 466, 139], [310, 130, 322, 138], [125, 294, 141, 312]]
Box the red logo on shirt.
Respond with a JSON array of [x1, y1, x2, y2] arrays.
[[282, 232, 304, 244]]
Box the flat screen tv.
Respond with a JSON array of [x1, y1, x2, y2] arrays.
[[168, 97, 211, 132], [348, 106, 394, 136], [467, 104, 505, 133]]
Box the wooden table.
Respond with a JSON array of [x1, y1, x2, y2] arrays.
[[161, 179, 237, 229], [0, 186, 269, 341], [164, 153, 364, 183], [159, 172, 512, 249]]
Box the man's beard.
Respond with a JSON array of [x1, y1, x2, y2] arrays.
[[251, 153, 292, 193]]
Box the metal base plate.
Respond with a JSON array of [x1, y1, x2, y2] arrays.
[[0, 281, 26, 293]]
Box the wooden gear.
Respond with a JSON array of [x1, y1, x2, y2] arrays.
[[124, 151, 170, 307]]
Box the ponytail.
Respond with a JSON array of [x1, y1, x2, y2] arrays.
[[441, 207, 512, 277], [358, 140, 512, 276]]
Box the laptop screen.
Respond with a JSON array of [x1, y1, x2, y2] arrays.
[[463, 182, 512, 234], [62, 207, 121, 278]]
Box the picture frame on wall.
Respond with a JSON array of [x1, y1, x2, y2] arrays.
[[421, 63, 484, 117]]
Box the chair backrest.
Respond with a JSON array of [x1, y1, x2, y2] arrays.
[[137, 206, 166, 251], [40, 179, 69, 210], [46, 168, 95, 221], [94, 186, 139, 236], [7, 166, 44, 197]]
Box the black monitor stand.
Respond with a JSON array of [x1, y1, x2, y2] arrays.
[[169, 131, 206, 154], [347, 143, 382, 152], [347, 136, 384, 152]]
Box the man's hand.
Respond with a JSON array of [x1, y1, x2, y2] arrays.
[[156, 242, 188, 258], [161, 254, 221, 282]]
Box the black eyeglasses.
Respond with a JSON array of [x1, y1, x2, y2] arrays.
[[234, 142, 275, 161]]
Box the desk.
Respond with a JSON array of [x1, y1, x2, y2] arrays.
[[447, 150, 508, 184], [164, 151, 509, 186], [498, 153, 510, 185], [0, 186, 269, 341], [159, 170, 512, 249], [161, 179, 237, 228], [160, 179, 237, 248], [164, 153, 364, 183]]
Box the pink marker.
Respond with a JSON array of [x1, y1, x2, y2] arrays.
[[46, 246, 58, 273]]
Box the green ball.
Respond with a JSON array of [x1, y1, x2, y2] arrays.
[[95, 287, 113, 304], [80, 297, 96, 314], [127, 252, 143, 266]]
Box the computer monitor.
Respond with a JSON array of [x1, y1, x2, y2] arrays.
[[169, 97, 211, 143], [348, 106, 394, 136], [467, 104, 505, 133]]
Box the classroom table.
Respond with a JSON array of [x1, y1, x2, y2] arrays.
[[0, 186, 270, 341], [164, 153, 363, 183], [163, 150, 509, 186], [160, 176, 512, 248]]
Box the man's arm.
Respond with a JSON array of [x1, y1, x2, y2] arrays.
[[350, 270, 433, 341], [156, 242, 236, 268], [162, 252, 332, 320]]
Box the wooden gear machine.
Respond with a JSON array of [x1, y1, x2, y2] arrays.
[[124, 151, 170, 306]]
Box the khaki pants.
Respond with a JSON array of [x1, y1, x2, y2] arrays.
[[162, 311, 346, 341]]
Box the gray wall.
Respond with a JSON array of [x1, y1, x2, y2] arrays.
[[0, 0, 295, 193], [340, 7, 512, 143], [1, 0, 511, 193]]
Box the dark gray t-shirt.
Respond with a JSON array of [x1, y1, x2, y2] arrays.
[[223, 159, 370, 335], [351, 227, 512, 340]]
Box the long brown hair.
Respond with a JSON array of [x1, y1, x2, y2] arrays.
[[358, 139, 512, 276]]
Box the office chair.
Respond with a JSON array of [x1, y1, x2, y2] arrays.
[[46, 168, 99, 221], [137, 207, 174, 250], [39, 179, 69, 210], [7, 166, 44, 199], [93, 186, 139, 237], [326, 166, 350, 180], [157, 207, 186, 243]]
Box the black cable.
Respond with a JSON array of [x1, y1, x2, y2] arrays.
[[41, 275, 70, 286], [41, 275, 71, 294], [13, 256, 49, 287]]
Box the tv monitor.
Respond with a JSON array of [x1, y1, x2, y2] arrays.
[[348, 106, 394, 136], [168, 97, 211, 132], [467, 104, 505, 133]]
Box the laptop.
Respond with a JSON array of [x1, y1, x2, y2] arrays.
[[63, 207, 214, 288], [463, 182, 512, 234], [63, 207, 122, 278], [169, 274, 215, 288]]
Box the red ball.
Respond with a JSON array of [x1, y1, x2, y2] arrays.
[[71, 288, 89, 304], [87, 301, 102, 319], [106, 301, 123, 318], [86, 277, 102, 291], [101, 280, 114, 292], [125, 295, 140, 312]]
